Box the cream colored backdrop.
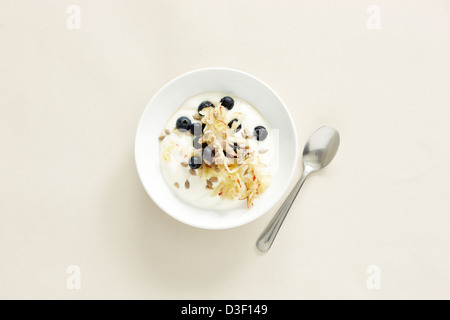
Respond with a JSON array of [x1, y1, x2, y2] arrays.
[[0, 0, 449, 299]]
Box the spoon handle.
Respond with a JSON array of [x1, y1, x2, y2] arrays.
[[256, 172, 309, 252]]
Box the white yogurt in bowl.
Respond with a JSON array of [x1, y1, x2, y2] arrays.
[[159, 92, 273, 210]]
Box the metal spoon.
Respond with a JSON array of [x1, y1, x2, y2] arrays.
[[256, 126, 340, 252]]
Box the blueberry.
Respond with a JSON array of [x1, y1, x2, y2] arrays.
[[176, 116, 191, 132], [193, 136, 202, 149], [202, 146, 215, 164], [228, 119, 242, 132], [220, 96, 234, 110], [190, 122, 203, 136], [232, 142, 240, 153], [223, 150, 236, 159], [189, 156, 202, 169], [198, 101, 214, 115], [224, 143, 239, 158], [254, 125, 268, 141]]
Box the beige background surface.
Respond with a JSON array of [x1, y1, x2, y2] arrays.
[[1, 0, 449, 299]]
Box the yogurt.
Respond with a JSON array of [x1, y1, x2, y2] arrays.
[[159, 92, 273, 210]]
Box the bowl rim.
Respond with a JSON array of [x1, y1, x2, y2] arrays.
[[135, 67, 298, 229]]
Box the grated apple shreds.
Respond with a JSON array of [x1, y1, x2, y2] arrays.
[[197, 106, 271, 208]]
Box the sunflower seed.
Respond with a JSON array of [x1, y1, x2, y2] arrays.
[[189, 168, 197, 176], [181, 162, 188, 167], [174, 182, 179, 188], [214, 167, 220, 173], [185, 179, 190, 189], [206, 180, 213, 188], [165, 129, 170, 135], [241, 130, 252, 139], [205, 186, 214, 190], [209, 176, 218, 182], [193, 114, 201, 120], [159, 135, 165, 141]]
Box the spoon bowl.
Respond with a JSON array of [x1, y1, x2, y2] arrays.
[[303, 126, 340, 173]]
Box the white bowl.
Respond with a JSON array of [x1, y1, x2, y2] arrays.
[[135, 68, 298, 229]]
